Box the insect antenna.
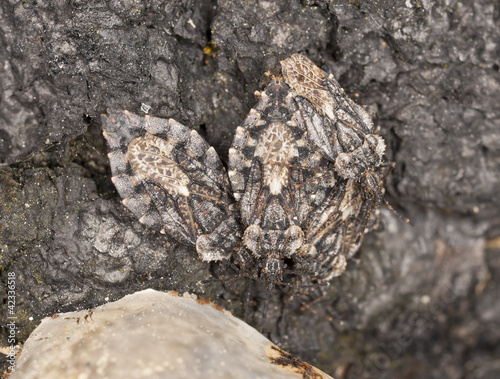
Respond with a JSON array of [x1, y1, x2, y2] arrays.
[[298, 295, 332, 321], [378, 161, 410, 224], [384, 199, 410, 224]]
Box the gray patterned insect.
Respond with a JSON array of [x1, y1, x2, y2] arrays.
[[101, 110, 241, 262], [101, 53, 393, 291], [278, 53, 399, 282], [227, 72, 345, 291], [281, 53, 387, 207]]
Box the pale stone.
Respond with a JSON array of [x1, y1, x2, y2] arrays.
[[11, 289, 333, 379]]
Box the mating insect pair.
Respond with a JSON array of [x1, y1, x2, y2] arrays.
[[101, 53, 389, 292]]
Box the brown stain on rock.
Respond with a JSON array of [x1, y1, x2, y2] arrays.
[[267, 345, 334, 379]]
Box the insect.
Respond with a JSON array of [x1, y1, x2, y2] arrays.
[[227, 72, 344, 291], [101, 53, 394, 295], [278, 53, 400, 283], [101, 110, 242, 262], [280, 53, 388, 206]]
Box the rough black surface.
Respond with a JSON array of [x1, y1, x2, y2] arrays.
[[1, 1, 499, 378]]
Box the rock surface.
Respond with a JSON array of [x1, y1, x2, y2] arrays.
[[11, 289, 332, 379]]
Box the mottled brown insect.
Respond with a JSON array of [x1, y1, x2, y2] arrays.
[[278, 53, 398, 282], [102, 110, 241, 262], [228, 73, 346, 290], [101, 53, 392, 289], [281, 53, 387, 206]]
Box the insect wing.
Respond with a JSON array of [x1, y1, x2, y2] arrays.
[[228, 78, 327, 288], [229, 80, 313, 228], [303, 179, 372, 279], [281, 53, 375, 160], [102, 110, 235, 250]]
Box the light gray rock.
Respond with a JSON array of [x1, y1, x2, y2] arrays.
[[11, 289, 333, 379]]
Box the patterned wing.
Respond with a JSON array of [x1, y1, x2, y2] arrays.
[[281, 53, 375, 161], [102, 110, 241, 261], [302, 179, 374, 281], [281, 53, 388, 205], [228, 77, 328, 285], [228, 80, 316, 228]]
